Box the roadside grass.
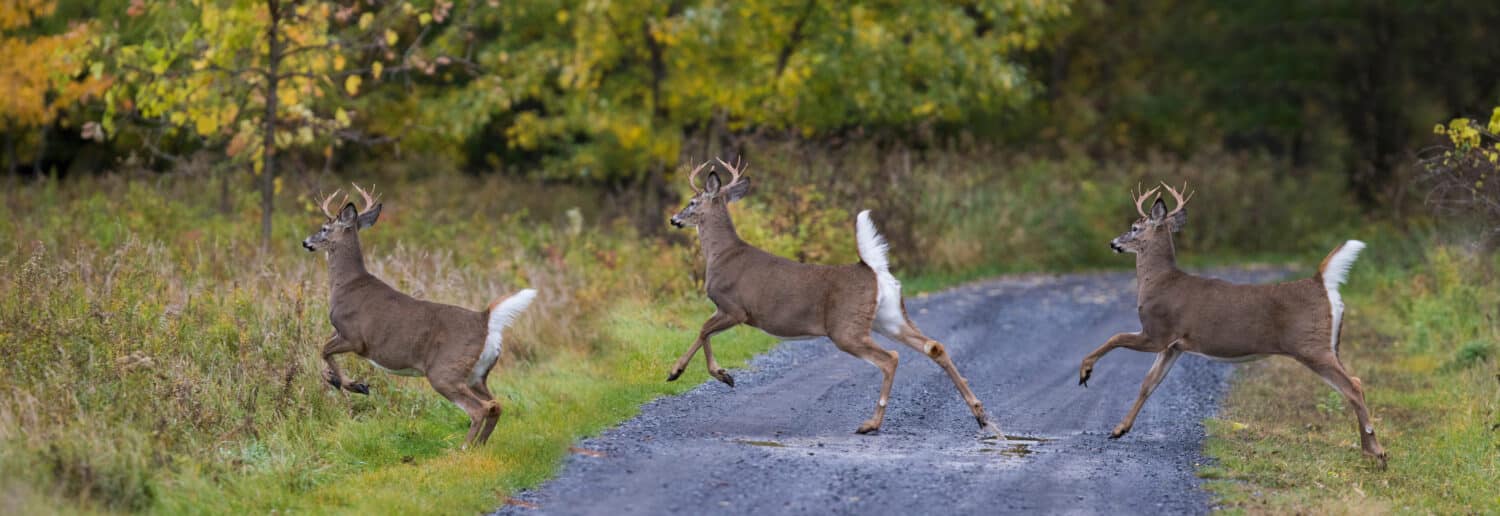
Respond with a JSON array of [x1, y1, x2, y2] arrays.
[[0, 147, 1361, 514], [1203, 238, 1500, 514]]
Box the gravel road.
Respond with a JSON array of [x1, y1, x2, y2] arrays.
[[498, 268, 1287, 515]]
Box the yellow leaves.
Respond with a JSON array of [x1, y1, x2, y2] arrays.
[[358, 12, 374, 30], [344, 75, 362, 95], [1489, 107, 1500, 135], [334, 108, 350, 127], [384, 29, 398, 47], [419, 12, 432, 26], [556, 10, 569, 24], [371, 61, 383, 80], [333, 54, 346, 71]]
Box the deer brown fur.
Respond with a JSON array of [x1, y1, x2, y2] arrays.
[[1079, 183, 1386, 466], [668, 159, 1003, 437], [302, 185, 536, 448]]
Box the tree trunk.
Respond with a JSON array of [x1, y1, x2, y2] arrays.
[[260, 0, 281, 250], [33, 125, 47, 176]]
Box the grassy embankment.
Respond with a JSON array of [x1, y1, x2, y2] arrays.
[[1203, 234, 1500, 514], [0, 147, 1363, 514]]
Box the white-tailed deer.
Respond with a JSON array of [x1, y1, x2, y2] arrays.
[[1080, 183, 1386, 466], [302, 185, 537, 448], [668, 158, 1003, 437]]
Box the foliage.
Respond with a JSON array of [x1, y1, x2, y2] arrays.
[[415, 0, 1073, 181], [1420, 109, 1500, 247], [0, 0, 106, 164]]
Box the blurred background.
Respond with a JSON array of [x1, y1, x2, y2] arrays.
[[1, 1, 1496, 513]]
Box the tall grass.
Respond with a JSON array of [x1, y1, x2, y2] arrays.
[[0, 146, 1357, 513]]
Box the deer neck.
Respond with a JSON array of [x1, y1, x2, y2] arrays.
[[697, 202, 746, 266], [1135, 234, 1180, 291], [327, 234, 370, 295]]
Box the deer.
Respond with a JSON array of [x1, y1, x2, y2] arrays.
[[301, 185, 537, 448], [1078, 182, 1386, 466], [667, 158, 1004, 438]]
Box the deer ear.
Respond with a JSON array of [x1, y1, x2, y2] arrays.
[[337, 203, 359, 225], [724, 178, 751, 202], [705, 171, 722, 195], [1168, 207, 1187, 232], [1150, 198, 1167, 221], [357, 203, 382, 229]]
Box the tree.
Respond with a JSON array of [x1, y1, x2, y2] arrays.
[[0, 0, 106, 174], [92, 0, 446, 248]]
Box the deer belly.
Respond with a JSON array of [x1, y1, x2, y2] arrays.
[[366, 359, 423, 377]]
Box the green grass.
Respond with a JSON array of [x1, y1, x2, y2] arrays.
[[1203, 241, 1500, 514]]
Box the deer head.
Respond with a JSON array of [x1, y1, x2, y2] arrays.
[[1109, 182, 1191, 254], [302, 184, 383, 252], [670, 158, 752, 228]]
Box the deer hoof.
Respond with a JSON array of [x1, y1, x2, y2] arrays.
[[1079, 367, 1092, 387], [855, 421, 881, 434], [711, 369, 735, 387], [1109, 426, 1130, 439], [665, 369, 683, 382], [347, 382, 370, 395], [323, 370, 341, 389]]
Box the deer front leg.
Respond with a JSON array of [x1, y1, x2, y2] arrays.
[[1111, 347, 1182, 438], [1080, 332, 1158, 387], [1299, 354, 1387, 468], [432, 376, 500, 449], [666, 310, 743, 386], [321, 333, 369, 395]]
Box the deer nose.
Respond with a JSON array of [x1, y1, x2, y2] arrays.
[[670, 217, 684, 228], [1110, 241, 1124, 253], [302, 239, 316, 251]]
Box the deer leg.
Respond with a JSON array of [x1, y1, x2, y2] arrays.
[[892, 326, 1004, 438], [832, 333, 899, 435], [667, 310, 742, 386], [471, 381, 503, 446], [321, 333, 369, 395], [1080, 332, 1161, 387], [1299, 354, 1387, 467], [431, 378, 496, 449], [1111, 347, 1182, 438]]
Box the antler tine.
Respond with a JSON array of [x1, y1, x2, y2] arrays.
[[1159, 181, 1191, 215], [351, 183, 378, 213], [320, 189, 344, 219], [714, 156, 746, 186], [1133, 183, 1161, 218], [687, 160, 712, 194]]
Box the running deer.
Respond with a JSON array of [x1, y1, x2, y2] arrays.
[[1079, 183, 1386, 466], [301, 185, 537, 448], [667, 158, 1003, 437]]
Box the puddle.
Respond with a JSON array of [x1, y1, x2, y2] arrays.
[[977, 435, 1051, 458], [733, 439, 788, 448], [979, 434, 1052, 444]]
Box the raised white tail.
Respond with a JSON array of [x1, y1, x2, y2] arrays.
[[1320, 240, 1366, 355], [473, 288, 538, 385], [856, 210, 905, 336]]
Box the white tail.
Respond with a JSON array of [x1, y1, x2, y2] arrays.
[[1322, 240, 1366, 355], [856, 210, 905, 336], [475, 289, 538, 385]]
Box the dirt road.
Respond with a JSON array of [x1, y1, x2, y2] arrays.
[[499, 269, 1286, 515]]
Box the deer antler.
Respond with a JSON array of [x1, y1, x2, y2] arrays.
[[320, 189, 344, 219], [713, 156, 746, 187], [687, 160, 712, 194], [1159, 181, 1193, 217], [1133, 183, 1162, 218], [351, 183, 379, 214]]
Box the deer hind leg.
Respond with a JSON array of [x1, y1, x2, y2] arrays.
[[1298, 353, 1387, 467], [431, 376, 496, 449], [1080, 332, 1160, 387], [470, 381, 503, 446], [1111, 346, 1182, 439], [831, 333, 899, 434], [890, 325, 1004, 438], [667, 309, 743, 386], [321, 333, 369, 395]]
